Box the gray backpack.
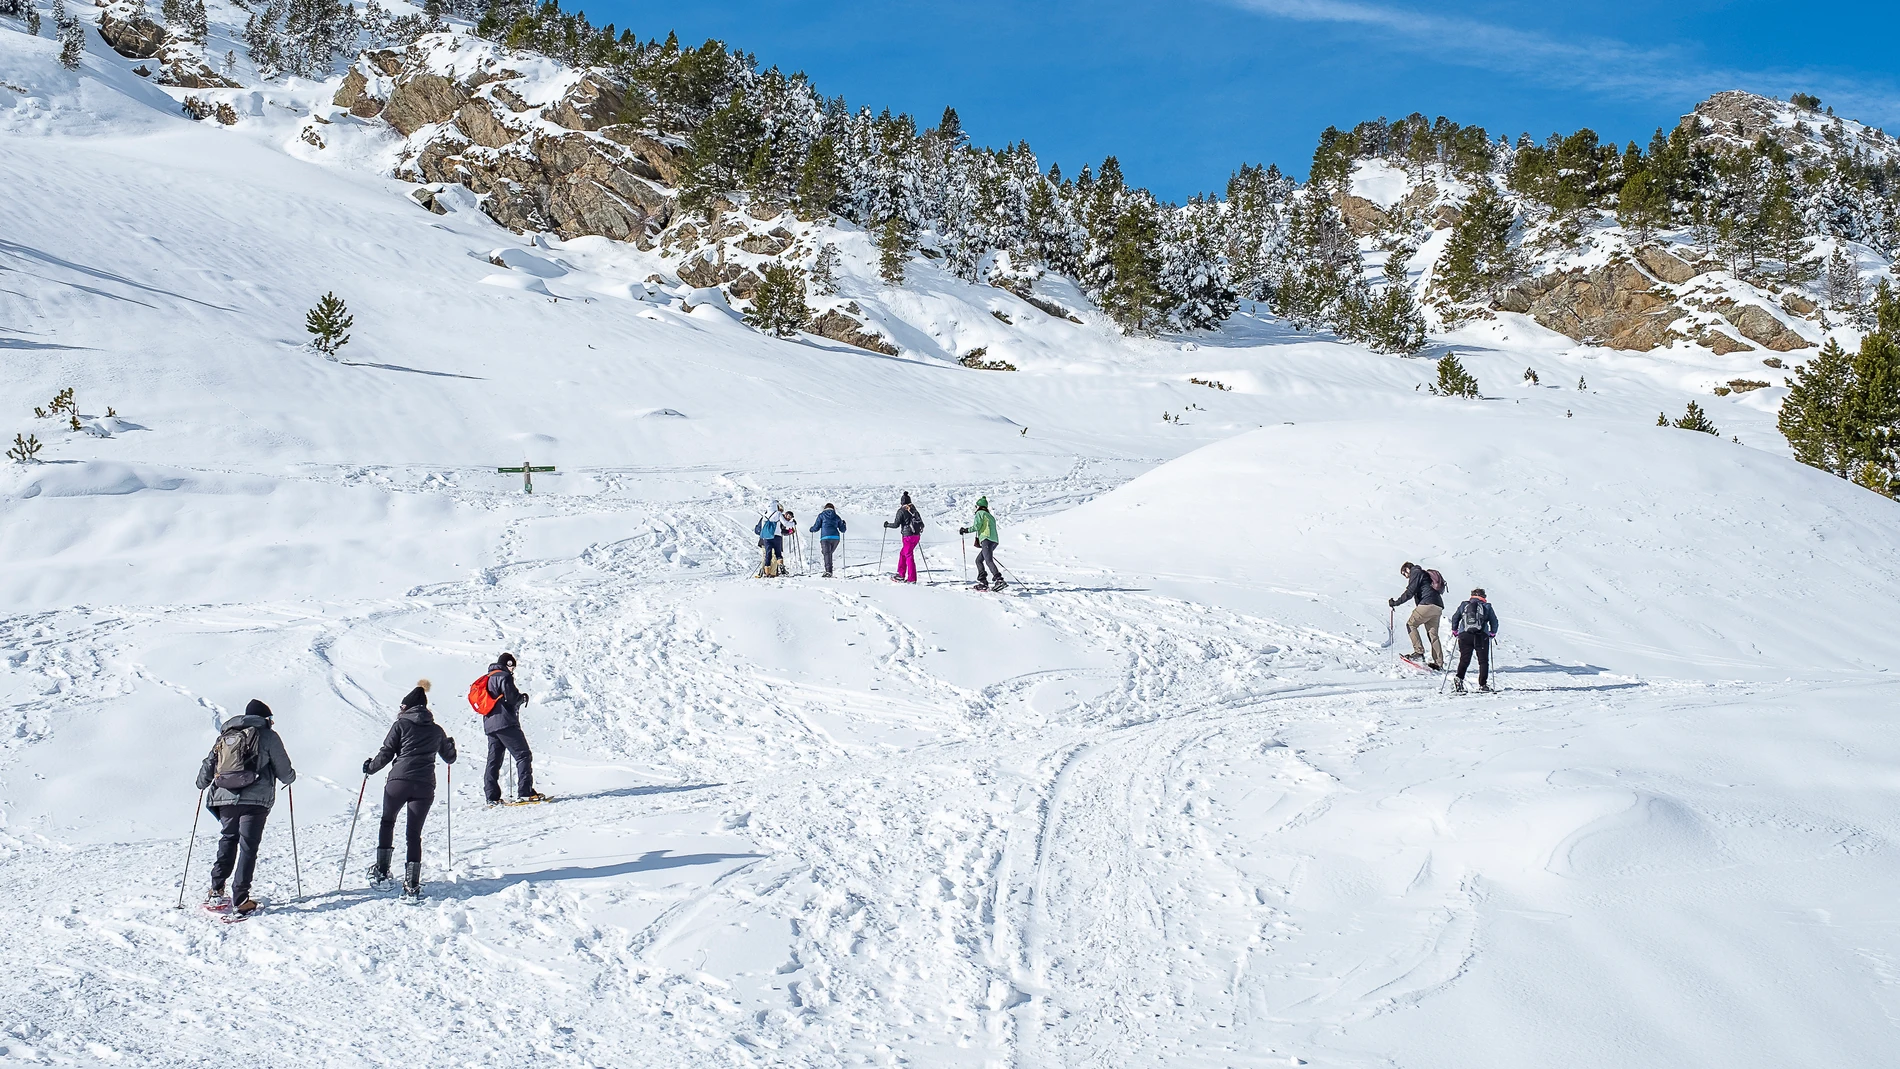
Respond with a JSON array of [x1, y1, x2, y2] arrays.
[[211, 725, 261, 790]]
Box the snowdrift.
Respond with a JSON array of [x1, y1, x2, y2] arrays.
[[1037, 410, 1900, 678]]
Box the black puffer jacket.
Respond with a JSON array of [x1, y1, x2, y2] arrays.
[[482, 665, 526, 735], [366, 703, 456, 790], [884, 503, 925, 537], [1394, 566, 1444, 609]]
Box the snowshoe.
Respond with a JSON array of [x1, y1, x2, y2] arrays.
[[202, 889, 231, 914], [970, 582, 990, 591], [366, 848, 395, 887], [503, 792, 552, 807], [991, 580, 1008, 592], [1452, 678, 1466, 695], [401, 863, 423, 902], [221, 898, 259, 923]]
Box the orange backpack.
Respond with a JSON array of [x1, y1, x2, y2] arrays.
[[467, 673, 500, 716]]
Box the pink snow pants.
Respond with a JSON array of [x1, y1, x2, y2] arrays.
[[897, 535, 921, 582]]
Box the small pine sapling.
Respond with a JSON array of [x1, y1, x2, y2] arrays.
[[1657, 412, 1669, 426], [7, 433, 43, 463], [305, 292, 354, 356], [742, 263, 810, 338], [54, 0, 83, 69], [1853, 461, 1893, 498], [1577, 375, 1587, 391], [1672, 401, 1719, 435], [1523, 368, 1539, 385], [48, 387, 76, 416], [68, 414, 82, 432], [1431, 353, 1480, 398], [27, 7, 42, 34]]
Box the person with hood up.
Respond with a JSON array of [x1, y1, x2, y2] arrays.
[[958, 497, 1007, 592], [1388, 561, 1446, 670], [481, 653, 544, 806], [1449, 589, 1500, 694], [809, 503, 847, 578], [883, 492, 925, 583], [195, 699, 297, 915], [362, 681, 457, 896], [755, 503, 786, 577]]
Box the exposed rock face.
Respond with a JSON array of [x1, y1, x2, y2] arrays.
[[455, 97, 521, 149], [1332, 193, 1389, 236], [1635, 246, 1701, 284], [675, 250, 761, 297], [97, 9, 164, 59], [384, 72, 468, 136], [1780, 292, 1817, 316], [416, 132, 671, 244], [1700, 330, 1753, 354], [158, 55, 240, 89], [738, 228, 794, 256], [598, 127, 681, 185], [1682, 91, 1784, 146], [1495, 262, 1686, 350], [1723, 303, 1812, 351], [811, 306, 899, 355], [546, 74, 629, 131], [1023, 294, 1083, 323], [410, 187, 449, 215]]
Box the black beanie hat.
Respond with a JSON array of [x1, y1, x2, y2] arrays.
[[401, 679, 432, 708], [245, 699, 272, 719], [498, 652, 517, 668], [901, 491, 912, 505]]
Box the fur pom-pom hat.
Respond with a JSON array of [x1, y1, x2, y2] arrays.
[[401, 679, 432, 708]]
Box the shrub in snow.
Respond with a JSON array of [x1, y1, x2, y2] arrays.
[[743, 264, 809, 338], [1430, 354, 1479, 398], [305, 292, 354, 357], [54, 0, 84, 70], [809, 243, 840, 296], [876, 216, 914, 287], [1672, 401, 1719, 435], [6, 433, 42, 464]]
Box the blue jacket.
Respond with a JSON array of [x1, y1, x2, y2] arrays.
[[1451, 598, 1498, 636], [809, 508, 846, 540]]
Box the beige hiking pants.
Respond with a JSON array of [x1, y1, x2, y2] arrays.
[[1407, 604, 1443, 664]]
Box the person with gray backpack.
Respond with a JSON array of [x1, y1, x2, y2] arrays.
[[1449, 589, 1500, 694], [194, 699, 297, 916]]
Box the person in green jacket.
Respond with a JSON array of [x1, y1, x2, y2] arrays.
[[958, 497, 1007, 591]]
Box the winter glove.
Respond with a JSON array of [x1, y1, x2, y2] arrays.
[[959, 527, 970, 535], [362, 758, 373, 774], [1388, 598, 1398, 607]]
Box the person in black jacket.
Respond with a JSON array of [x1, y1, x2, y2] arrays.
[[481, 653, 543, 805], [194, 699, 296, 915], [1449, 589, 1500, 694], [883, 492, 925, 583], [1388, 561, 1446, 669], [362, 681, 456, 894]]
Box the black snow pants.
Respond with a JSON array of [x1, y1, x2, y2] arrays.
[[377, 779, 436, 863], [484, 726, 535, 802], [821, 539, 838, 575], [208, 804, 269, 899], [1456, 631, 1491, 687], [974, 539, 999, 584]]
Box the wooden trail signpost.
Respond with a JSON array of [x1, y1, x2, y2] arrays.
[[498, 459, 558, 494]]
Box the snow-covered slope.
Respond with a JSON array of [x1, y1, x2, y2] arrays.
[[5, 15, 1900, 1069]]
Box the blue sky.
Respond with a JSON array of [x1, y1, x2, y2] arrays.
[[592, 1, 1900, 201]]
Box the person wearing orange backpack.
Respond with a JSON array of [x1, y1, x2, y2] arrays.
[[478, 653, 544, 806], [1388, 561, 1446, 670]]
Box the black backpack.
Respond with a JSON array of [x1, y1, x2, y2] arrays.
[[211, 725, 262, 789]]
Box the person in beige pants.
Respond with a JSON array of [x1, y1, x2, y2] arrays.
[[1389, 561, 1446, 669]]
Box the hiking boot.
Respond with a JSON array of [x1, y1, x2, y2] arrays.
[[232, 898, 259, 916], [1478, 683, 1493, 693], [518, 791, 549, 804], [403, 862, 422, 896], [205, 886, 230, 909], [367, 848, 394, 885], [992, 580, 1008, 591], [1428, 662, 1444, 672], [1452, 677, 1466, 694], [971, 582, 990, 591]]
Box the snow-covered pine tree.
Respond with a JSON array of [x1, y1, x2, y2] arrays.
[[743, 264, 809, 338], [1673, 401, 1719, 435], [1616, 167, 1670, 245], [1103, 196, 1169, 334], [1160, 195, 1236, 331], [304, 292, 354, 356], [54, 0, 83, 69], [809, 243, 840, 296], [1224, 162, 1295, 303], [1824, 246, 1869, 324], [1271, 189, 1358, 333], [243, 0, 290, 77], [795, 135, 843, 220], [681, 90, 765, 218]]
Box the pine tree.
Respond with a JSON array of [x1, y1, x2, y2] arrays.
[[1657, 412, 1669, 426], [876, 214, 914, 286], [795, 135, 843, 220], [54, 0, 83, 70], [1616, 167, 1671, 244], [1431, 354, 1479, 398], [1435, 185, 1521, 312], [1672, 400, 1718, 434], [1363, 250, 1427, 354], [1823, 246, 1869, 325], [809, 243, 840, 296], [1103, 197, 1168, 334], [680, 90, 765, 218], [305, 292, 353, 356], [743, 264, 809, 338], [1160, 196, 1236, 331]]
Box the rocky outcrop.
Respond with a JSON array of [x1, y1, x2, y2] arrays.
[[384, 72, 468, 136], [599, 127, 682, 185], [1023, 294, 1083, 323], [1699, 330, 1753, 354], [157, 54, 239, 89], [1332, 193, 1389, 237], [410, 187, 449, 215], [416, 131, 671, 244], [333, 69, 385, 117], [1635, 245, 1701, 284], [674, 250, 763, 297], [811, 306, 899, 355], [97, 8, 164, 59], [1494, 262, 1687, 350], [546, 73, 629, 131], [737, 227, 794, 256], [1722, 302, 1812, 351], [454, 97, 523, 149]]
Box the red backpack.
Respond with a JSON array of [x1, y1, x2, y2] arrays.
[[467, 673, 500, 715]]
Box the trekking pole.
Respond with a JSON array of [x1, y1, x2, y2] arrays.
[[175, 788, 205, 909], [446, 763, 453, 871], [961, 537, 969, 583], [337, 774, 367, 892], [878, 528, 887, 575], [287, 785, 303, 898], [1386, 605, 1395, 648]]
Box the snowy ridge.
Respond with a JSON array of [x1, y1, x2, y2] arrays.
[[5, 11, 1900, 1069]]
